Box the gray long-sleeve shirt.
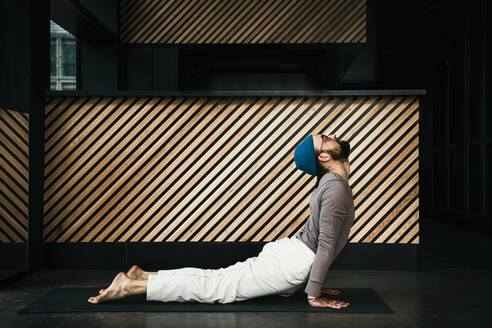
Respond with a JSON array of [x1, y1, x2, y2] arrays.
[[296, 172, 355, 297]]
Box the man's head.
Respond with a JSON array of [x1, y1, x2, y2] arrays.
[[294, 133, 350, 176], [313, 134, 350, 162]]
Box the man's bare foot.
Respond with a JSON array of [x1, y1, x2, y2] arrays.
[[126, 265, 148, 280], [88, 272, 131, 304]]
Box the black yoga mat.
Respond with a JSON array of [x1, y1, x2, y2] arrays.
[[19, 287, 393, 314]]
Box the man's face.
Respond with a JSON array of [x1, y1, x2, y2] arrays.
[[314, 134, 340, 159]]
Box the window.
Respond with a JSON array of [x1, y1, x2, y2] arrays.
[[50, 20, 77, 90], [62, 40, 76, 77], [50, 41, 56, 76]]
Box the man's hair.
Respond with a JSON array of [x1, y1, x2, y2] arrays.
[[314, 140, 350, 189]]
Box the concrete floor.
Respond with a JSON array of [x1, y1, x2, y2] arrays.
[[1, 219, 492, 328], [0, 270, 23, 281]]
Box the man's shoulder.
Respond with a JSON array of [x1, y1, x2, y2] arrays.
[[318, 173, 353, 211], [319, 172, 345, 188], [317, 174, 347, 201]]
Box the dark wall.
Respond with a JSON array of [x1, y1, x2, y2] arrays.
[[78, 0, 119, 91], [422, 0, 491, 231], [0, 0, 49, 272], [120, 45, 178, 90], [0, 0, 32, 113], [80, 0, 118, 36], [342, 0, 492, 233], [0, 0, 49, 113]]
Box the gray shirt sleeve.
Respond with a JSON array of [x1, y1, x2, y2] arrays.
[[304, 179, 349, 297]]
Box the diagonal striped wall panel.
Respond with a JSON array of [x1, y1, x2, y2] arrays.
[[43, 96, 419, 244], [0, 107, 29, 243], [119, 0, 367, 44]]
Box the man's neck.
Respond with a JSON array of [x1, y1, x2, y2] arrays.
[[327, 161, 350, 182]]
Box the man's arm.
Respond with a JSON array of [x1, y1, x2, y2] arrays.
[[304, 180, 346, 298]]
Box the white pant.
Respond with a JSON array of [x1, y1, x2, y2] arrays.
[[146, 236, 316, 304]]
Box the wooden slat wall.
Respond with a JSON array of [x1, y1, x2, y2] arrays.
[[43, 96, 419, 244], [0, 107, 29, 243], [119, 0, 367, 44]]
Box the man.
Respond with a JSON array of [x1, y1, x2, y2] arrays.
[[297, 134, 354, 308], [88, 134, 354, 309]]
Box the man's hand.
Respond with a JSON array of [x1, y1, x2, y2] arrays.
[[307, 296, 350, 309], [320, 288, 342, 295]]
